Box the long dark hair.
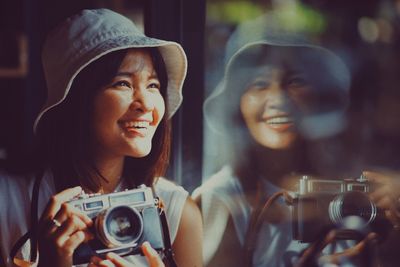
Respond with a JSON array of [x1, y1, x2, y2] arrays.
[[35, 48, 170, 192]]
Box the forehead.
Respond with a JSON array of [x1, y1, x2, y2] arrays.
[[118, 48, 155, 72], [236, 45, 328, 69]]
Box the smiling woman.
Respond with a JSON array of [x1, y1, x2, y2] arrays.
[[92, 49, 166, 165], [0, 8, 202, 267]]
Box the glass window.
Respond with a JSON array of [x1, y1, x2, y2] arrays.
[[198, 1, 400, 266]]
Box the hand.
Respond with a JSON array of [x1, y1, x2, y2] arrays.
[[38, 186, 93, 267], [364, 171, 400, 228], [317, 232, 378, 266], [88, 242, 165, 267], [296, 230, 378, 267]]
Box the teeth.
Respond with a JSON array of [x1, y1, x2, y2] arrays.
[[266, 116, 293, 124], [123, 121, 150, 128]]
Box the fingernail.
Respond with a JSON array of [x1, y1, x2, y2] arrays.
[[106, 252, 117, 259]]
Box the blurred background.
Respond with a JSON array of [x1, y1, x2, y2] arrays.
[[1, 0, 400, 265]]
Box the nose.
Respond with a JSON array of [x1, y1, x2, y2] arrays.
[[264, 82, 288, 109], [130, 87, 154, 113]]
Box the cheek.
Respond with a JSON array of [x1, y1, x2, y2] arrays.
[[154, 94, 166, 124], [240, 92, 261, 122], [93, 94, 128, 128]]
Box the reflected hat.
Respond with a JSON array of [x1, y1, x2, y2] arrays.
[[204, 15, 351, 138], [36, 8, 187, 131]]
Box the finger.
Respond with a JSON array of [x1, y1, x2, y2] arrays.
[[370, 186, 392, 203], [59, 230, 87, 256], [376, 196, 393, 210], [319, 232, 378, 264], [53, 203, 93, 227], [41, 186, 82, 221], [105, 252, 132, 267], [96, 259, 115, 267], [90, 256, 103, 264], [363, 171, 390, 183], [54, 215, 94, 244], [142, 242, 164, 267]]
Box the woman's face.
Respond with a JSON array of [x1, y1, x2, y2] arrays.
[[92, 49, 165, 160], [240, 65, 314, 149]]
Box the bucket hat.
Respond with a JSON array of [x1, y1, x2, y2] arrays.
[[204, 15, 351, 139], [35, 8, 187, 131]]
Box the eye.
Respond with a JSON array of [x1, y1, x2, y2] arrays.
[[112, 80, 132, 89], [247, 79, 270, 91], [286, 76, 308, 88], [148, 82, 161, 90]]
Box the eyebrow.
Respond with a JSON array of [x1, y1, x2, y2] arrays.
[[115, 71, 159, 80]]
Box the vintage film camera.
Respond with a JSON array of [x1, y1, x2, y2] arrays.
[[292, 175, 389, 243], [68, 185, 167, 264]]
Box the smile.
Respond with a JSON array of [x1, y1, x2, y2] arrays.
[[262, 115, 294, 132], [119, 120, 151, 137], [121, 121, 150, 129], [265, 116, 293, 125]]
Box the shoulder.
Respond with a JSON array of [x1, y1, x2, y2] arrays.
[[192, 165, 242, 200], [153, 177, 189, 242], [0, 170, 33, 203], [179, 197, 202, 229], [153, 177, 189, 202], [172, 197, 203, 267], [0, 170, 34, 265]]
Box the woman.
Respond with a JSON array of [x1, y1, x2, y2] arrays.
[[192, 16, 378, 266], [0, 9, 202, 267]]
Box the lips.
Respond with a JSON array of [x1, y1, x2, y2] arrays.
[[119, 120, 151, 137], [262, 114, 294, 131], [121, 121, 150, 128], [265, 116, 293, 125]]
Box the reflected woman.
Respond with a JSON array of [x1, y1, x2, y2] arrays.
[[193, 20, 353, 267]]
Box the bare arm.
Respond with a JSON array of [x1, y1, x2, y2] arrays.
[[172, 197, 203, 267]]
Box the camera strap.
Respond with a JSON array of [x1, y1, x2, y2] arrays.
[[156, 198, 178, 267], [243, 190, 288, 267], [9, 168, 44, 266]]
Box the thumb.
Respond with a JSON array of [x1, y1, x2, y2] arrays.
[[142, 242, 165, 267]]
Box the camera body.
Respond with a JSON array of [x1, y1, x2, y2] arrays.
[[68, 185, 166, 264], [292, 175, 386, 243]]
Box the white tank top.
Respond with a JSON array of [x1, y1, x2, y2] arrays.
[[0, 170, 188, 267]]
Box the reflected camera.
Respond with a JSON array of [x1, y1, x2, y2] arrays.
[[68, 185, 166, 264], [292, 175, 386, 242]]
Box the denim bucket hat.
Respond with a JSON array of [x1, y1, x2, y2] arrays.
[[35, 8, 187, 131], [204, 15, 351, 139]]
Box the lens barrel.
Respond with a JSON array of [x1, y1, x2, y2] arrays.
[[329, 191, 377, 226], [96, 205, 144, 247]]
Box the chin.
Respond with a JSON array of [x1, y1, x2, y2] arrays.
[[127, 145, 152, 158], [256, 136, 297, 150]]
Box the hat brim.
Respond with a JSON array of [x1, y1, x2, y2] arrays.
[[35, 37, 187, 131], [204, 41, 350, 136]]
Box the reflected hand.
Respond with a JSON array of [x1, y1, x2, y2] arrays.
[[89, 242, 165, 267], [364, 170, 400, 228], [38, 186, 93, 267], [318, 232, 378, 266]]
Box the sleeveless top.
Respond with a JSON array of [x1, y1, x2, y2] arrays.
[[0, 170, 188, 267], [193, 165, 352, 267]]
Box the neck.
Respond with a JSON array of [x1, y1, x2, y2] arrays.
[[93, 155, 125, 194], [253, 143, 309, 190]]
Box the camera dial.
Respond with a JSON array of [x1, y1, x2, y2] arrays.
[[95, 205, 144, 248]]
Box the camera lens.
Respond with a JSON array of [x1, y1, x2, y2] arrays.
[[96, 205, 143, 247], [329, 191, 377, 226]]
